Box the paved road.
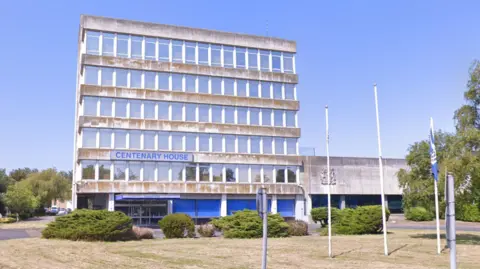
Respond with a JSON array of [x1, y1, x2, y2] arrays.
[[0, 229, 42, 240]]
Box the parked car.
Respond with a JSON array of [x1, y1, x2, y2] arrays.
[[56, 208, 67, 216], [49, 206, 58, 214]]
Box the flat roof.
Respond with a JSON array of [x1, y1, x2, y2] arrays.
[[80, 15, 296, 53]]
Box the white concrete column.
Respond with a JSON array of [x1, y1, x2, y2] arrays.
[[168, 200, 173, 214], [384, 195, 389, 209], [271, 195, 278, 214], [340, 195, 346, 209], [221, 194, 227, 216], [107, 193, 115, 211], [295, 194, 306, 221], [306, 194, 313, 222]]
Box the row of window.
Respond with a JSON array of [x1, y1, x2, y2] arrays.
[[82, 128, 298, 155], [80, 160, 298, 183], [86, 31, 295, 73], [84, 66, 297, 100], [82, 97, 297, 128]]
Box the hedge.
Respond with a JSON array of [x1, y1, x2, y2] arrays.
[[159, 213, 195, 238], [0, 217, 16, 224], [459, 204, 480, 222], [405, 207, 434, 221], [311, 207, 340, 225]]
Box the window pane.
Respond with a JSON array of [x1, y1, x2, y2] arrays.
[[225, 135, 236, 153], [82, 129, 96, 148], [285, 84, 295, 100], [238, 165, 249, 183], [172, 40, 183, 63], [114, 162, 126, 180], [172, 74, 183, 91], [85, 66, 99, 85], [272, 51, 281, 72], [286, 111, 296, 127], [224, 79, 234, 96], [143, 162, 156, 181], [82, 161, 96, 179], [212, 134, 222, 152], [198, 76, 209, 94], [171, 103, 183, 121], [185, 75, 196, 93], [237, 80, 247, 97], [145, 72, 156, 89], [129, 101, 141, 119], [250, 108, 260, 125], [159, 39, 170, 62], [114, 131, 127, 149], [284, 53, 294, 73], [263, 137, 273, 154], [212, 164, 223, 182], [101, 68, 114, 86], [117, 34, 129, 58], [262, 109, 272, 126], [115, 99, 127, 118], [287, 167, 297, 183], [197, 104, 209, 122], [185, 103, 196, 122], [144, 131, 156, 150], [98, 161, 111, 180], [237, 107, 247, 125], [249, 81, 259, 97], [129, 162, 141, 180], [287, 138, 297, 155], [144, 102, 156, 119], [224, 46, 234, 68], [145, 38, 156, 60], [116, 69, 128, 87], [198, 43, 209, 65], [130, 36, 142, 59], [99, 129, 111, 148], [158, 163, 170, 181], [211, 78, 222, 95], [261, 82, 271, 98], [238, 136, 248, 153], [263, 165, 273, 183], [224, 165, 236, 182], [251, 137, 260, 154], [260, 50, 270, 72], [275, 138, 285, 155], [83, 97, 97, 116], [86, 31, 100, 55], [224, 107, 235, 124], [236, 47, 246, 68], [159, 73, 170, 90], [276, 167, 286, 183], [199, 165, 210, 182], [185, 42, 196, 64], [171, 163, 184, 181], [273, 83, 283, 99], [158, 102, 169, 120], [274, 110, 284, 127], [212, 105, 222, 123], [158, 132, 170, 150], [100, 98, 112, 117], [211, 45, 221, 66], [129, 131, 141, 149], [186, 133, 196, 151], [186, 163, 197, 181], [248, 48, 258, 69], [252, 165, 262, 183], [199, 134, 210, 152], [172, 133, 184, 151], [130, 70, 142, 88]]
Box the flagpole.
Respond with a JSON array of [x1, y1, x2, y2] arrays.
[[325, 105, 332, 258], [430, 118, 441, 254], [373, 83, 389, 256]]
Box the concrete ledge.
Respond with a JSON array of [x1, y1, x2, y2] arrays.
[[79, 116, 301, 137], [80, 85, 300, 111], [81, 15, 296, 53], [75, 180, 303, 195], [77, 148, 303, 166], [82, 55, 298, 84]]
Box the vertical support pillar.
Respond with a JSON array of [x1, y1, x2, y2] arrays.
[[295, 194, 305, 221], [271, 194, 278, 213], [340, 195, 346, 209], [384, 195, 389, 210], [167, 200, 173, 215], [306, 194, 313, 222], [108, 193, 115, 212], [221, 194, 227, 217]]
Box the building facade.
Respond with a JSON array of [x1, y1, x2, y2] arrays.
[[73, 15, 303, 225]]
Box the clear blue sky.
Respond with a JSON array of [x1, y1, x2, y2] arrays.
[[0, 0, 478, 171]]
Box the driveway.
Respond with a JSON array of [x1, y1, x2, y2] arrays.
[[0, 229, 42, 240]]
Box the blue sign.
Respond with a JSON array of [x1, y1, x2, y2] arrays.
[[110, 151, 193, 162]]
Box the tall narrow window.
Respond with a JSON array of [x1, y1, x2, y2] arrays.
[[158, 73, 169, 90], [114, 130, 127, 149], [172, 40, 183, 63], [285, 84, 295, 100], [144, 131, 156, 150], [116, 69, 128, 87], [99, 129, 112, 148], [212, 134, 223, 152], [263, 165, 273, 183], [100, 98, 112, 117], [274, 110, 284, 127], [286, 111, 296, 127], [82, 129, 97, 148], [185, 164, 197, 181], [198, 43, 209, 65], [211, 45, 221, 66], [238, 136, 248, 153], [171, 133, 184, 151], [113, 162, 126, 180], [238, 165, 249, 183], [223, 46, 234, 68], [158, 102, 169, 120], [102, 33, 114, 56], [158, 132, 170, 150], [262, 109, 272, 126], [185, 42, 196, 64], [115, 99, 127, 118], [171, 163, 184, 181], [116, 34, 129, 58], [224, 107, 235, 124], [86, 31, 100, 55], [158, 163, 170, 181], [250, 108, 260, 126], [98, 161, 111, 180], [250, 137, 261, 154], [199, 105, 209, 122], [199, 134, 210, 152], [287, 138, 297, 155], [212, 164, 223, 182], [172, 74, 183, 91], [211, 78, 222, 95], [145, 37, 156, 60], [144, 72, 156, 89], [185, 103, 196, 122], [171, 103, 183, 121], [129, 162, 141, 181], [143, 162, 156, 181], [224, 79, 234, 96], [129, 131, 141, 149], [199, 165, 210, 182], [248, 48, 258, 69], [185, 133, 196, 151], [276, 166, 286, 183], [286, 166, 297, 183], [260, 50, 270, 72], [249, 81, 259, 98], [275, 137, 285, 155], [224, 165, 236, 183], [198, 76, 209, 94], [273, 83, 283, 99], [185, 75, 196, 93], [237, 80, 247, 97], [261, 82, 271, 99], [83, 97, 97, 116], [283, 53, 294, 73], [159, 39, 170, 62], [131, 36, 143, 59], [263, 137, 273, 154], [211, 105, 222, 123], [81, 161, 96, 180], [129, 101, 142, 119], [237, 107, 248, 125], [144, 102, 155, 119], [84, 66, 99, 85], [236, 47, 246, 68], [130, 70, 142, 88], [251, 165, 262, 182], [272, 51, 281, 72], [225, 135, 236, 153]]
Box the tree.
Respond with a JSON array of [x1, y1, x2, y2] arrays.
[[9, 168, 38, 182], [4, 184, 38, 221], [454, 60, 480, 131], [20, 168, 71, 207], [0, 169, 13, 215]]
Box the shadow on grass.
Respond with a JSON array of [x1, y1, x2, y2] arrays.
[[410, 233, 480, 245], [332, 247, 360, 258], [389, 244, 408, 255]]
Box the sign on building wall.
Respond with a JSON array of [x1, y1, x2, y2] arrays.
[[110, 151, 194, 162]]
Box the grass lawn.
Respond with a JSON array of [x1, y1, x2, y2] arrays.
[[0, 230, 479, 269]]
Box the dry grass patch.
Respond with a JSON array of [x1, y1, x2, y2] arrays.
[[0, 230, 478, 269]]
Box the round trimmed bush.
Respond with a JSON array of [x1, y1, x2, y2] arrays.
[[288, 220, 309, 236], [311, 207, 340, 226], [406, 207, 434, 221], [330, 206, 390, 235], [159, 213, 195, 238], [42, 209, 135, 241]]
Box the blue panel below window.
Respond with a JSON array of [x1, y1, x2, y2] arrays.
[[277, 199, 295, 217], [173, 199, 196, 217], [197, 199, 221, 217], [227, 199, 271, 215]]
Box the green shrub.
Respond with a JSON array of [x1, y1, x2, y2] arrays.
[[333, 206, 390, 235], [159, 213, 195, 239], [197, 224, 215, 237], [42, 209, 135, 241], [211, 210, 289, 239], [0, 217, 16, 224], [460, 204, 480, 222], [311, 207, 340, 225], [287, 220, 308, 236], [405, 207, 434, 221], [7, 212, 32, 220]]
